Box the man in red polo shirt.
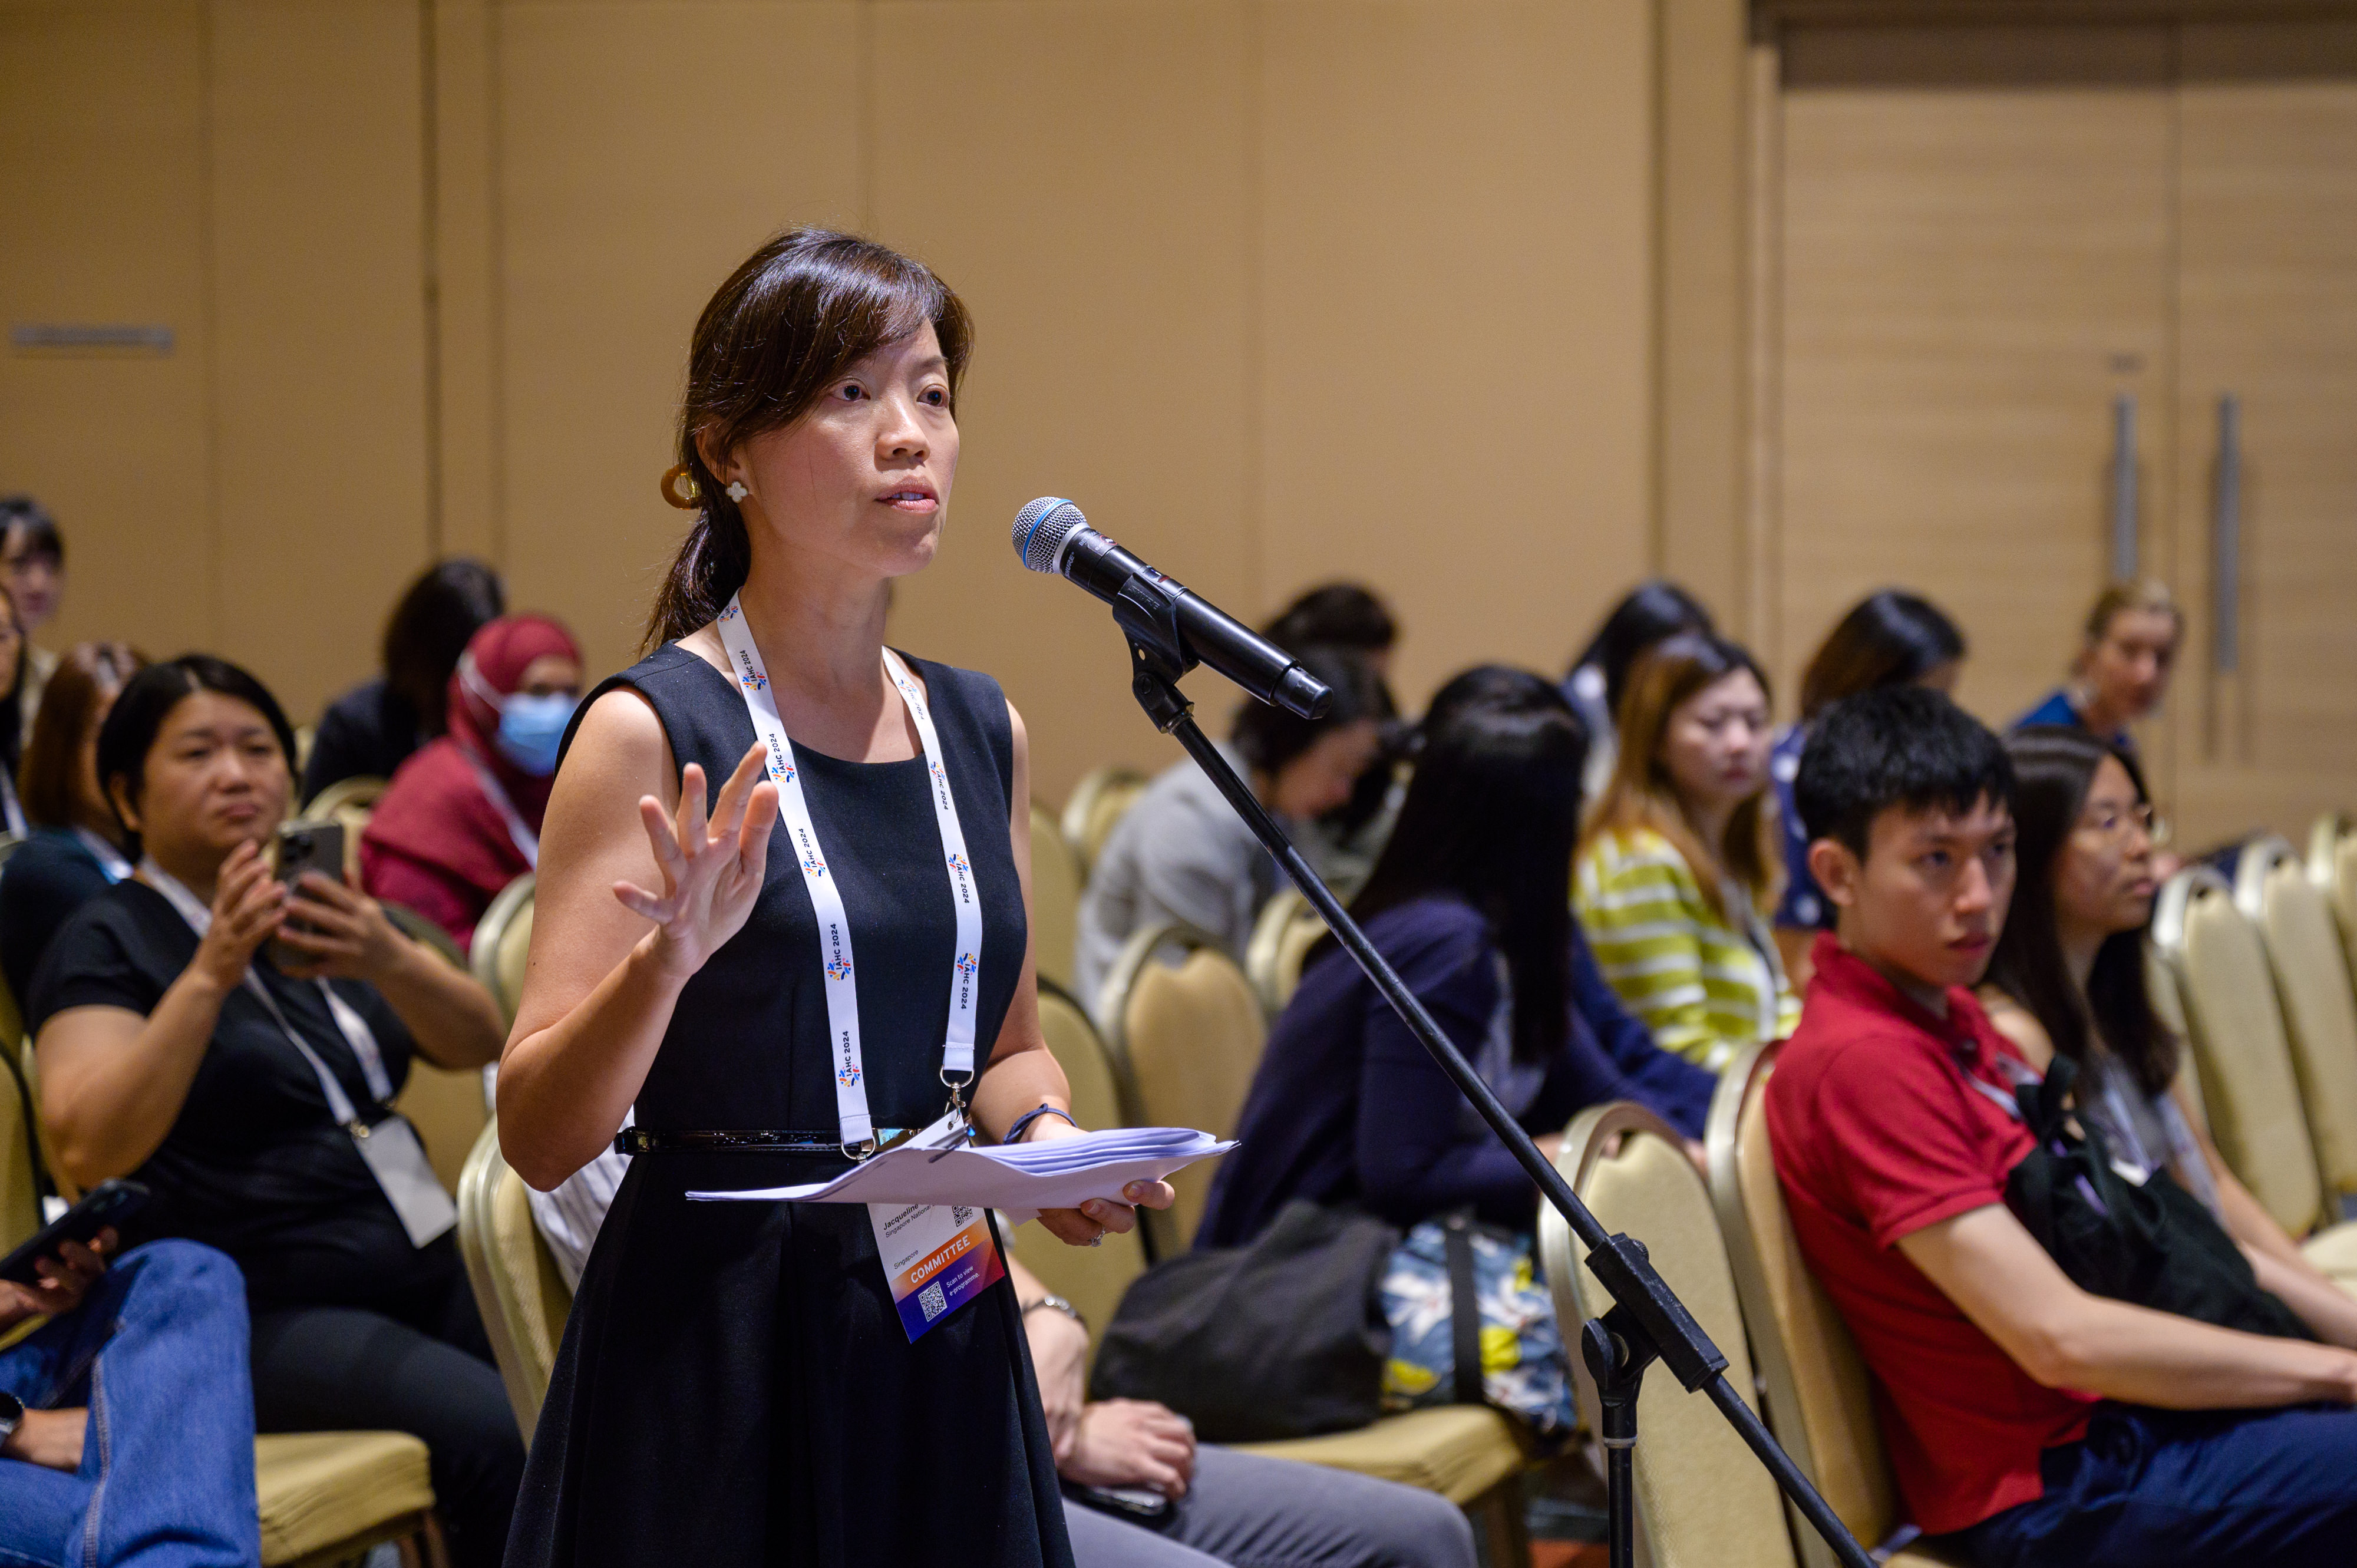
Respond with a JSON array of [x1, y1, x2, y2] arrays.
[[1769, 686, 2357, 1567]]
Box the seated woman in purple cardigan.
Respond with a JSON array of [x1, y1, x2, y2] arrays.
[[1199, 667, 1714, 1249]]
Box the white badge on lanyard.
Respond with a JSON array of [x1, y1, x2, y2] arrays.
[[143, 860, 458, 1247], [713, 596, 1003, 1340]]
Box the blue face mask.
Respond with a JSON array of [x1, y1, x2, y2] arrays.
[[494, 692, 577, 777]]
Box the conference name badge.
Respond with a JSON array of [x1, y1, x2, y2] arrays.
[[870, 1196, 1005, 1342]]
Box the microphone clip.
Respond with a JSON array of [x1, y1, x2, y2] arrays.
[[1112, 572, 1198, 733]]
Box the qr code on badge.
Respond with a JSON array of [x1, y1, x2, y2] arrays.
[[918, 1279, 948, 1321]]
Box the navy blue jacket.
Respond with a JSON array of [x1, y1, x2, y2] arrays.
[[1196, 893, 1716, 1248]]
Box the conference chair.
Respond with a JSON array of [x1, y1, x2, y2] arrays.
[[1543, 1100, 1797, 1568], [1708, 1043, 1966, 1568], [2311, 813, 2357, 986], [1003, 979, 1147, 1362], [470, 873, 536, 1027], [1061, 765, 1148, 880], [2236, 837, 2357, 1212], [1028, 804, 1082, 992], [301, 775, 387, 879], [2155, 867, 2357, 1285], [457, 1118, 573, 1441], [1244, 887, 1330, 1018], [1095, 923, 1265, 1259], [0, 1036, 447, 1564], [2143, 943, 2210, 1129]]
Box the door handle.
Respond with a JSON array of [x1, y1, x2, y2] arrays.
[[2214, 394, 2241, 675], [2110, 394, 2139, 582]]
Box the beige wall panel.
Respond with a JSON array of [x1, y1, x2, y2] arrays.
[[871, 1, 1254, 800], [494, 0, 866, 685], [1259, 0, 1656, 714], [209, 0, 433, 722], [1776, 26, 2174, 737], [0, 1, 215, 662], [432, 0, 501, 561], [2170, 21, 2357, 846], [1657, 0, 1751, 630]]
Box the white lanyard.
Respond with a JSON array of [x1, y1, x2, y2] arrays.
[[0, 771, 24, 839], [140, 859, 394, 1119], [714, 596, 985, 1153], [460, 749, 540, 869], [140, 857, 456, 1246], [74, 827, 131, 883]]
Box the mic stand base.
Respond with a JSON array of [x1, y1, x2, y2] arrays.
[[1120, 647, 1876, 1568]]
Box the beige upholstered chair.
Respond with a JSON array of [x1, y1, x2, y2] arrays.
[[2156, 867, 2357, 1285], [2237, 837, 2357, 1209], [0, 1051, 43, 1269], [394, 1061, 491, 1197], [1234, 1408, 1533, 1563], [2311, 814, 2357, 993], [1542, 1101, 1797, 1568], [1708, 1044, 1966, 1568], [1097, 924, 1265, 1257], [2143, 942, 2209, 1130], [470, 873, 536, 1027], [1061, 765, 1148, 880], [299, 775, 387, 879], [1006, 980, 1149, 1353], [1244, 887, 1330, 1017], [256, 1431, 441, 1566], [456, 1118, 574, 1440], [1028, 804, 1083, 992]]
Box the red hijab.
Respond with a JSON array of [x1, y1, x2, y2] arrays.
[[362, 615, 582, 928]]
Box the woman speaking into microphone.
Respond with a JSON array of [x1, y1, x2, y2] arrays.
[[496, 229, 1168, 1566]]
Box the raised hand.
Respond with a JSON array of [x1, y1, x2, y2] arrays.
[[191, 840, 286, 992], [615, 742, 778, 980]]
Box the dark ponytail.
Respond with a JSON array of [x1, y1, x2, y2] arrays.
[[647, 229, 973, 649]]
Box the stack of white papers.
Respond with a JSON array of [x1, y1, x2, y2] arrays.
[[685, 1125, 1235, 1226]]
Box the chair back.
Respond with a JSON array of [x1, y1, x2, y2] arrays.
[[455, 1119, 575, 1440], [1541, 1101, 1797, 1568], [394, 1061, 491, 1196], [1245, 887, 1331, 1016], [2312, 813, 2357, 988], [302, 775, 387, 879], [1098, 924, 1265, 1257], [1708, 1043, 1900, 1568], [2157, 865, 2326, 1234], [1061, 765, 1148, 879], [1029, 804, 1083, 992], [471, 873, 537, 1026], [2238, 836, 2357, 1200], [0, 1050, 42, 1252], [1009, 981, 1149, 1363]]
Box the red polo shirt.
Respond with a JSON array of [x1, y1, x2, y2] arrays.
[[1765, 935, 2097, 1536]]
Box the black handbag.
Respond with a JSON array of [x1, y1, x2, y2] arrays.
[[1089, 1200, 1401, 1442], [2005, 1055, 2313, 1342]]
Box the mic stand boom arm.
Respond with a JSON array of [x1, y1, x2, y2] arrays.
[[1111, 605, 1875, 1568]]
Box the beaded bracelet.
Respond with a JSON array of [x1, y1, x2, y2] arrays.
[[1001, 1104, 1080, 1146]]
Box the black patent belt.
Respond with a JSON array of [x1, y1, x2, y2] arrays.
[[615, 1127, 908, 1157]]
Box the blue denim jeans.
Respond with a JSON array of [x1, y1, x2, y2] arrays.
[[1962, 1401, 2357, 1568], [0, 1240, 259, 1567]]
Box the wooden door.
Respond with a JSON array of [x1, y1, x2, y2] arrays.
[[2170, 22, 2357, 847], [1772, 26, 2180, 754]]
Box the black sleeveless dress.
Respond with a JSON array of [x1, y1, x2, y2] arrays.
[[504, 644, 1072, 1567]]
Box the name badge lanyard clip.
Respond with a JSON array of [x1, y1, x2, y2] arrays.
[[716, 598, 1002, 1341], [141, 860, 457, 1247]]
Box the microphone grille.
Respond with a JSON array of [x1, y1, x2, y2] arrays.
[[1012, 497, 1087, 574]]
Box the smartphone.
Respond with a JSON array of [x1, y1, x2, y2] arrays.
[[270, 821, 345, 969], [1072, 1485, 1171, 1522], [0, 1180, 147, 1285]]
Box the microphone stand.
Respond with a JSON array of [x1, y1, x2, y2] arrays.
[[1105, 596, 1876, 1568]]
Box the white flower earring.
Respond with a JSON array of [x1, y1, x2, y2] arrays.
[[725, 478, 750, 503]]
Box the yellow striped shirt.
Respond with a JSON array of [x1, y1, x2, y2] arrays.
[[1573, 826, 1800, 1072]]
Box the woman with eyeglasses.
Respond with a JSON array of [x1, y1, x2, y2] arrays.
[[1978, 726, 2357, 1336]]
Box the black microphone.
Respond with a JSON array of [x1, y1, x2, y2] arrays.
[[1012, 499, 1332, 720]]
